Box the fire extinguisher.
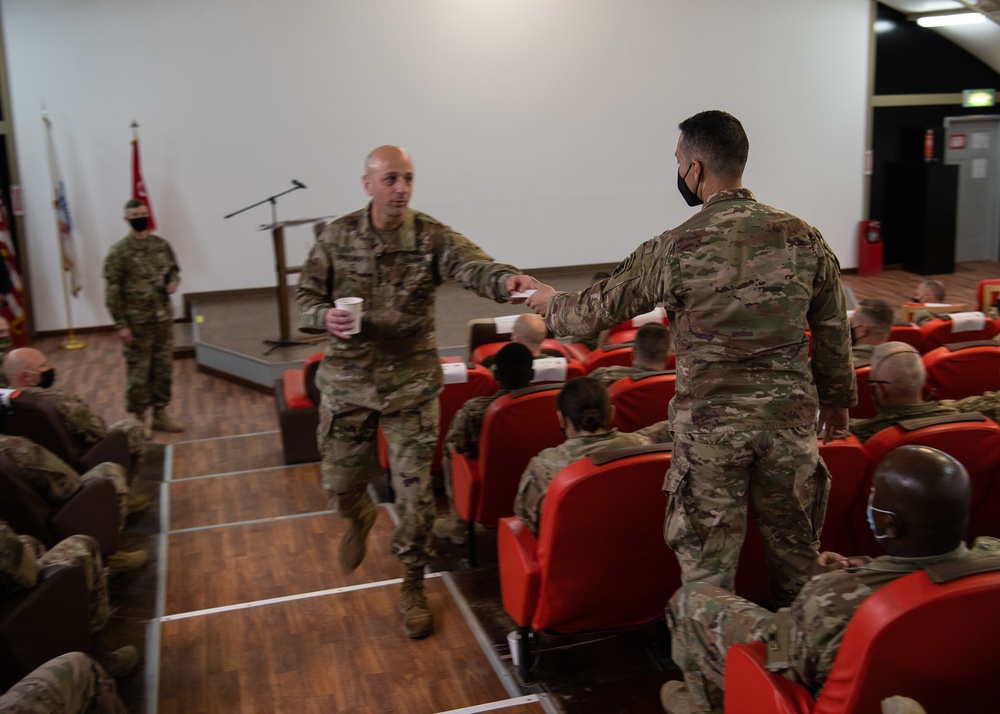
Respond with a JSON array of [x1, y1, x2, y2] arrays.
[[858, 221, 883, 277]]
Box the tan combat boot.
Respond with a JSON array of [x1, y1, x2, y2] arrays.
[[431, 512, 467, 545], [338, 491, 377, 573], [105, 549, 148, 576], [132, 411, 152, 440], [152, 407, 184, 433], [400, 565, 433, 639], [100, 645, 138, 678]]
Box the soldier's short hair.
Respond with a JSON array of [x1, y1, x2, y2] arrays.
[[493, 342, 533, 391], [918, 280, 946, 302], [124, 198, 147, 214], [856, 299, 894, 337], [678, 110, 749, 181], [557, 377, 612, 434], [633, 323, 672, 365], [871, 342, 925, 400]]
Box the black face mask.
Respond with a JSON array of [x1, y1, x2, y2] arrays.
[[38, 368, 56, 389], [677, 163, 703, 207], [129, 217, 149, 232], [850, 326, 858, 347]]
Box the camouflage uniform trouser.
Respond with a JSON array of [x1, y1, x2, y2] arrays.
[[107, 419, 147, 476], [668, 581, 774, 713], [0, 651, 125, 714], [122, 319, 173, 414], [663, 425, 830, 607], [38, 535, 109, 633], [78, 462, 130, 532], [318, 396, 438, 568]]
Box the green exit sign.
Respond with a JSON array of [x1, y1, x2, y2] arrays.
[[963, 89, 996, 108]]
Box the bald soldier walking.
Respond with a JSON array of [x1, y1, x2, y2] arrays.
[[296, 146, 531, 639]]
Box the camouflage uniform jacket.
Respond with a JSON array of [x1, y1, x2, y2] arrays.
[[445, 390, 508, 458], [946, 390, 1000, 424], [103, 233, 180, 329], [21, 387, 110, 447], [587, 364, 662, 388], [0, 435, 82, 503], [514, 429, 651, 532], [544, 189, 855, 434], [296, 204, 519, 413], [0, 521, 39, 595], [849, 401, 961, 443], [783, 537, 1000, 694], [850, 343, 874, 366]]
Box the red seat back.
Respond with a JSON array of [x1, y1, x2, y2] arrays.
[[608, 372, 676, 432], [857, 415, 1000, 555], [725, 568, 1000, 714], [888, 325, 930, 354], [475, 385, 564, 525], [530, 445, 677, 633], [606, 308, 669, 337], [814, 568, 1000, 714], [920, 315, 1000, 350], [433, 363, 497, 474], [850, 366, 878, 420], [471, 338, 571, 365], [976, 279, 1000, 313], [923, 341, 1000, 401], [583, 343, 634, 372]]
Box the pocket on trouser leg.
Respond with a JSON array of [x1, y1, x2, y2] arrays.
[[809, 460, 832, 544], [663, 464, 705, 566]]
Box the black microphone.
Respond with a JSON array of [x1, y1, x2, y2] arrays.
[[292, 179, 306, 189]]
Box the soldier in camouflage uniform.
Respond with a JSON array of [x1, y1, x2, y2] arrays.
[[849, 298, 894, 366], [527, 111, 855, 608], [850, 341, 1000, 442], [295, 145, 531, 639], [432, 342, 534, 545], [0, 522, 138, 680], [0, 652, 126, 713], [103, 198, 183, 435], [514, 377, 654, 533], [588, 322, 673, 387], [660, 446, 999, 714], [3, 348, 148, 481]]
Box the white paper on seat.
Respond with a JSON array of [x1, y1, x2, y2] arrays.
[[493, 315, 519, 334], [949, 311, 987, 333], [631, 307, 666, 327], [532, 357, 568, 382], [441, 362, 470, 384], [0, 388, 22, 407]]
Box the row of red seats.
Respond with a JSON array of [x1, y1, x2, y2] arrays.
[[497, 411, 1000, 683]]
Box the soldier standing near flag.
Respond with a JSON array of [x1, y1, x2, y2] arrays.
[[103, 199, 183, 436]]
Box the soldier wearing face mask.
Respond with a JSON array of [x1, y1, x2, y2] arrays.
[[102, 199, 183, 436], [2, 347, 148, 481]]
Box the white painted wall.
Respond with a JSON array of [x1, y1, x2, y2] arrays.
[[1, 0, 870, 332]]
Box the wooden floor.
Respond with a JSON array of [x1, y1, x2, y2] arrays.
[[31, 259, 1000, 714]]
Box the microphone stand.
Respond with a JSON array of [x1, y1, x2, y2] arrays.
[[225, 181, 310, 354]]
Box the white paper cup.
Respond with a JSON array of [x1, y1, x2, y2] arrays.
[[507, 630, 520, 666], [334, 297, 364, 335]]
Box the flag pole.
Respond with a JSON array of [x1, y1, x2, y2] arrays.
[[58, 258, 85, 351], [41, 106, 85, 351]]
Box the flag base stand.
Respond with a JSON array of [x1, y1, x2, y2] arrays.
[[59, 337, 86, 351]]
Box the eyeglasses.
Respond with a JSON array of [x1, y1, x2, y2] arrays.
[[866, 378, 890, 385]]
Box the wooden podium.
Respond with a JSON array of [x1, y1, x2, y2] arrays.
[[260, 217, 332, 352]]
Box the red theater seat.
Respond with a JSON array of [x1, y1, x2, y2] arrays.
[[497, 444, 676, 683], [451, 384, 564, 566], [724, 566, 1000, 714], [471, 338, 571, 366], [274, 352, 323, 464], [606, 308, 669, 339], [976, 279, 1000, 313], [608, 371, 676, 432], [923, 341, 1000, 401], [530, 357, 586, 386], [919, 315, 1000, 350], [583, 343, 635, 372], [850, 366, 878, 420], [888, 325, 930, 354]]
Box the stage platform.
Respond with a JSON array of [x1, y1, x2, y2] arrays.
[[191, 266, 610, 389]]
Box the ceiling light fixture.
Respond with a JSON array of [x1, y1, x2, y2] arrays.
[[915, 12, 986, 27]]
